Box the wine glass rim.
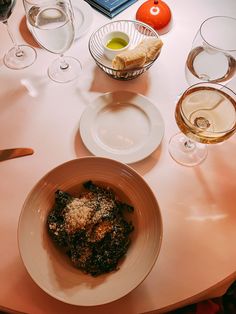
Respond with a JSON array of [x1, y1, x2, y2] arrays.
[[199, 15, 236, 52], [179, 82, 236, 135], [187, 81, 236, 95]]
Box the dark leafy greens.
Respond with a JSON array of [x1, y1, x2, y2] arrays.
[[47, 181, 134, 276]]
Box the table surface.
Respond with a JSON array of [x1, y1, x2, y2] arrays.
[[0, 0, 236, 313]]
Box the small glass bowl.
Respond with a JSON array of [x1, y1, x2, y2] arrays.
[[88, 20, 161, 80]]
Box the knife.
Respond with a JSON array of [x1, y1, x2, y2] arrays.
[[0, 148, 34, 162]]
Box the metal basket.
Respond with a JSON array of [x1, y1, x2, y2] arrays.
[[88, 20, 161, 80]]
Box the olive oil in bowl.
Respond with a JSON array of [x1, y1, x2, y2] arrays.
[[103, 31, 130, 60], [106, 37, 128, 50]]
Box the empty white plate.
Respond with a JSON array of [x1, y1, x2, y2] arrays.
[[80, 91, 165, 163], [71, 0, 93, 39]]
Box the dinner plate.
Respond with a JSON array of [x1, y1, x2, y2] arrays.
[[71, 0, 93, 39], [80, 91, 165, 164], [18, 157, 163, 306]]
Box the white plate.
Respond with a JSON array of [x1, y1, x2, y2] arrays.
[[80, 91, 165, 164], [71, 0, 93, 39], [18, 157, 163, 306]]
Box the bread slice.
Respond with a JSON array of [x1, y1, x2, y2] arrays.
[[138, 38, 163, 63], [112, 50, 146, 70], [112, 37, 163, 70]]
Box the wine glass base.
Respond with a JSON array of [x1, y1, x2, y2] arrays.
[[48, 56, 82, 83], [169, 132, 208, 167], [4, 45, 37, 70]]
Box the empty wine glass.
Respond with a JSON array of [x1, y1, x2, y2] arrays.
[[185, 16, 236, 85], [23, 0, 81, 83], [169, 82, 236, 166], [0, 0, 37, 69]]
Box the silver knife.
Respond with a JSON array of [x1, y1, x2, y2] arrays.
[[0, 148, 34, 162]]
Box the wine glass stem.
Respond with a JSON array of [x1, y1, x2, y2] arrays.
[[3, 21, 23, 57], [59, 54, 69, 70], [184, 139, 195, 151]]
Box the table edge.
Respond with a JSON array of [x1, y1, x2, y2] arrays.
[[144, 271, 236, 314], [1, 272, 235, 314]]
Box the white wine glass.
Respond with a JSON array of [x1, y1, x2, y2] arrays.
[[0, 0, 37, 69], [23, 0, 81, 83], [169, 82, 236, 167], [185, 16, 236, 85]]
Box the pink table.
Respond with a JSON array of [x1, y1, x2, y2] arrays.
[[0, 0, 236, 313]]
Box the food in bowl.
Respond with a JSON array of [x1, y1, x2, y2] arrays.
[[106, 37, 128, 49], [47, 180, 134, 276], [112, 37, 163, 70], [103, 30, 130, 61], [18, 157, 163, 306], [89, 20, 163, 80]]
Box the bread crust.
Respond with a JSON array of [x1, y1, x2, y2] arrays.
[[112, 38, 163, 70]]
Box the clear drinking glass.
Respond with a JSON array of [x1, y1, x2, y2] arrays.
[[169, 82, 236, 167], [0, 0, 37, 69], [185, 16, 236, 85], [23, 0, 81, 83]]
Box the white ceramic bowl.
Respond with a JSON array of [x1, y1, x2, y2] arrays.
[[102, 30, 130, 61], [18, 157, 163, 306]]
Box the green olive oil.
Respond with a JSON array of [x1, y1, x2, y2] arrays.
[[106, 37, 128, 50]]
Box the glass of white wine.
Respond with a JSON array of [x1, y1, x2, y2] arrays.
[[185, 16, 236, 85], [0, 0, 37, 69], [169, 82, 236, 166], [23, 0, 81, 83]]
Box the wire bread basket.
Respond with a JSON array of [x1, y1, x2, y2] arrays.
[[88, 20, 161, 80]]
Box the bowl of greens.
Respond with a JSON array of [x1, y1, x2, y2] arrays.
[[18, 156, 162, 306]]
